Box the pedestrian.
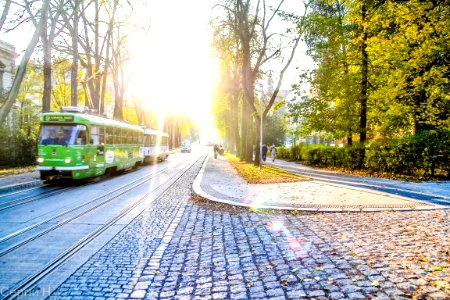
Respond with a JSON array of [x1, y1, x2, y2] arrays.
[[262, 144, 268, 162], [270, 145, 277, 162], [213, 144, 219, 159]]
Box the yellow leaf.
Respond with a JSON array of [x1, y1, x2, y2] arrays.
[[371, 281, 380, 287]]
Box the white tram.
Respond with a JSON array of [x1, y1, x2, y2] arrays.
[[142, 129, 170, 163]]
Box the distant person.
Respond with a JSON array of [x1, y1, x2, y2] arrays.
[[262, 144, 268, 162], [270, 145, 277, 162], [214, 144, 219, 159]]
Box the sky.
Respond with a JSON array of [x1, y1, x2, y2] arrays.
[[2, 0, 313, 141], [127, 0, 219, 140]]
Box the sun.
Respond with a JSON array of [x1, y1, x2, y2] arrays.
[[126, 0, 219, 127]]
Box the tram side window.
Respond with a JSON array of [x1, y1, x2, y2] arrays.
[[129, 131, 133, 144], [113, 128, 119, 144], [121, 129, 126, 144], [130, 130, 134, 144], [106, 127, 113, 144], [139, 133, 143, 145], [75, 125, 88, 145], [99, 126, 104, 144], [123, 129, 127, 144], [91, 126, 100, 145], [162, 136, 168, 146], [122, 129, 126, 144]]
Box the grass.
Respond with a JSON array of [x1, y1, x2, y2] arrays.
[[0, 166, 36, 177], [224, 153, 309, 184]]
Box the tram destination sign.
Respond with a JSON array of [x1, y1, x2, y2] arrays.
[[43, 115, 74, 122]]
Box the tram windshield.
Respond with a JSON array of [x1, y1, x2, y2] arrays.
[[39, 124, 88, 145]]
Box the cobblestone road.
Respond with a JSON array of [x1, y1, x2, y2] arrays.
[[51, 163, 450, 300]]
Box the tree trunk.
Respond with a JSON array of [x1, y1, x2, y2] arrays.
[[254, 116, 261, 166], [41, 5, 51, 113], [239, 98, 248, 161], [359, 0, 368, 144], [70, 2, 79, 107], [0, 0, 12, 32], [231, 94, 240, 154]]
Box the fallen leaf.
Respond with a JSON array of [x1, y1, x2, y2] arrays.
[[371, 281, 380, 287], [291, 269, 298, 273]]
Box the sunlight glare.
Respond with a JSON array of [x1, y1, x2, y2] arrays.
[[127, 0, 219, 138]]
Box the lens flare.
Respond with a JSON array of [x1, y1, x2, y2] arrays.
[[271, 220, 284, 232], [245, 189, 278, 211]]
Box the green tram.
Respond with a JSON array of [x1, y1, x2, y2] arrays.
[[36, 108, 144, 180]]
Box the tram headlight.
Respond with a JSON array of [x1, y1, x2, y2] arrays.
[[64, 158, 71, 164], [37, 157, 44, 163]]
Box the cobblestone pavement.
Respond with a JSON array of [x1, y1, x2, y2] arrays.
[[51, 163, 450, 299]]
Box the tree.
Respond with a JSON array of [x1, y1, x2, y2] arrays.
[[366, 0, 450, 133], [0, 0, 12, 31], [211, 15, 242, 154], [290, 0, 359, 145], [0, 0, 49, 125], [214, 0, 310, 165]]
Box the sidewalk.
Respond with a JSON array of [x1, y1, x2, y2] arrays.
[[0, 170, 41, 193], [193, 155, 448, 212]]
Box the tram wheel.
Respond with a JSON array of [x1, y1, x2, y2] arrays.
[[40, 171, 50, 180], [105, 167, 116, 177]]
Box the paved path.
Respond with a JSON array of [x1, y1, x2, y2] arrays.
[[51, 160, 450, 299], [193, 156, 448, 212], [0, 170, 41, 193], [267, 159, 450, 205]]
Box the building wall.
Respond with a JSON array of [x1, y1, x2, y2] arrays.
[[0, 40, 16, 94]]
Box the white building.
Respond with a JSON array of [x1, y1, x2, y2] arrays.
[[0, 40, 16, 95], [0, 40, 17, 127]]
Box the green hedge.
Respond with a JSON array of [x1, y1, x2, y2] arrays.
[[277, 130, 449, 179], [365, 130, 449, 178], [0, 128, 38, 167]]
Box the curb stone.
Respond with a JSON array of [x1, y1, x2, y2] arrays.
[[0, 180, 43, 194]]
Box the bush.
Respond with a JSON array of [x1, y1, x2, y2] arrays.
[[0, 128, 38, 167], [289, 143, 305, 161], [275, 130, 449, 179], [366, 129, 450, 178], [275, 146, 290, 159]]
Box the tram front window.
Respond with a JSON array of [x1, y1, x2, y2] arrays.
[[39, 124, 88, 145]]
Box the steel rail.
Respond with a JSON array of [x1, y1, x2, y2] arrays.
[[0, 165, 170, 249], [0, 186, 74, 212], [2, 154, 205, 300]]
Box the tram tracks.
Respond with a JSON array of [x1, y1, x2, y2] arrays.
[[0, 186, 74, 212], [1, 154, 205, 300], [0, 166, 170, 250]]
